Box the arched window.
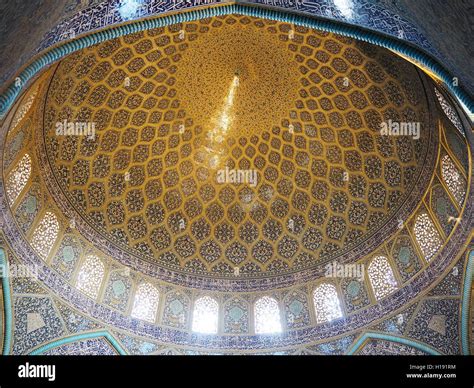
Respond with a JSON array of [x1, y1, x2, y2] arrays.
[[76, 255, 105, 299], [192, 296, 219, 334], [6, 153, 31, 205], [368, 256, 398, 300], [441, 154, 466, 205], [434, 88, 464, 136], [131, 283, 160, 323], [10, 88, 38, 130], [30, 211, 59, 260], [254, 296, 282, 334], [413, 213, 442, 261], [313, 283, 343, 323]]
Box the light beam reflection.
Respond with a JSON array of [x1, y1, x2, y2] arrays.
[[205, 74, 240, 168]]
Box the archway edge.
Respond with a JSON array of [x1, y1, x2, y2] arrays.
[[29, 330, 127, 355], [0, 3, 473, 119], [346, 331, 442, 355]]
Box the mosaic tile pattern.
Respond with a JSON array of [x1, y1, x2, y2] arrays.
[[13, 181, 43, 235], [12, 296, 65, 355], [435, 88, 464, 136], [2, 0, 473, 126], [50, 234, 83, 280], [389, 231, 422, 283], [245, 0, 437, 54], [223, 297, 249, 334], [42, 337, 118, 355], [43, 15, 432, 279], [2, 238, 471, 354], [407, 299, 461, 355], [440, 152, 467, 207], [305, 334, 357, 355], [3, 119, 33, 170], [11, 276, 48, 296], [0, 8, 471, 354], [8, 87, 39, 131], [357, 338, 427, 355], [443, 119, 468, 173], [103, 271, 133, 313], [284, 290, 310, 329], [427, 255, 465, 297], [33, 0, 438, 63], [372, 302, 418, 335], [430, 183, 458, 238], [38, 0, 227, 53], [5, 153, 32, 206], [26, 61, 441, 292], [116, 332, 161, 354], [55, 300, 102, 334], [341, 277, 370, 313], [162, 291, 190, 329], [0, 110, 466, 354]]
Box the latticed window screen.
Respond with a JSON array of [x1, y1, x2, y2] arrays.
[[6, 153, 31, 205], [10, 89, 38, 130], [313, 283, 343, 323], [30, 211, 59, 260], [254, 296, 282, 334], [76, 255, 105, 299], [192, 296, 219, 334], [441, 154, 466, 205], [131, 283, 160, 323], [413, 213, 442, 261], [434, 88, 464, 136], [367, 256, 398, 300]]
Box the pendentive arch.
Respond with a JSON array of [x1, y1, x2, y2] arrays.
[[346, 332, 441, 355], [29, 330, 127, 355]]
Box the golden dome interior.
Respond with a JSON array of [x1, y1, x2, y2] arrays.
[[41, 15, 432, 278], [0, 8, 471, 356]]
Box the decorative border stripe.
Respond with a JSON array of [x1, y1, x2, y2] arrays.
[[0, 3, 473, 118], [0, 4, 472, 354], [2, 247, 472, 354], [29, 330, 127, 355], [461, 249, 474, 355], [0, 248, 12, 355], [346, 332, 441, 355]]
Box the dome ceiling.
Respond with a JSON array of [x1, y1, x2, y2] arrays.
[[42, 15, 432, 280], [1, 8, 472, 356]]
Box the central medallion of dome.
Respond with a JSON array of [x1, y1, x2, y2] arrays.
[[176, 20, 299, 141], [42, 15, 433, 281]]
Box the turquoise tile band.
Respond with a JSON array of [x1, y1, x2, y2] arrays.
[[29, 331, 127, 355], [0, 4, 473, 119], [0, 249, 12, 355]]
